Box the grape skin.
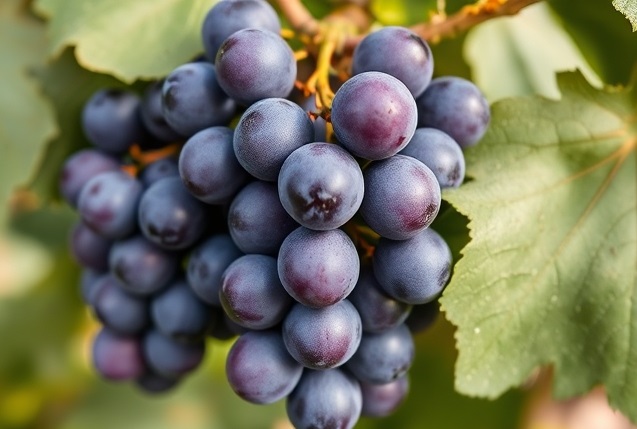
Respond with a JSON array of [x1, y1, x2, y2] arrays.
[[92, 328, 145, 381], [70, 221, 112, 271], [140, 80, 182, 143], [143, 330, 205, 377], [93, 275, 149, 335], [360, 375, 410, 417], [139, 157, 180, 188], [59, 149, 120, 207], [80, 269, 105, 306]]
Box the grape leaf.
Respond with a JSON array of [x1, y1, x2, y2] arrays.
[[613, 0, 637, 30], [34, 0, 216, 83], [0, 1, 57, 224], [441, 71, 637, 421]]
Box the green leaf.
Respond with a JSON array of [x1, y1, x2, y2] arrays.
[[0, 0, 57, 224], [370, 0, 437, 26], [613, 0, 637, 30], [34, 0, 217, 83], [441, 71, 637, 421]]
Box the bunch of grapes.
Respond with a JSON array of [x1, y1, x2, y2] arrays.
[[60, 0, 490, 427]]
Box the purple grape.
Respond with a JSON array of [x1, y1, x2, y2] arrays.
[[70, 221, 112, 271], [179, 126, 249, 204], [92, 328, 145, 381], [59, 149, 120, 207], [416, 76, 490, 148], [226, 330, 303, 404], [346, 324, 414, 384], [283, 300, 362, 369], [287, 369, 362, 429], [374, 228, 452, 305], [162, 63, 236, 136], [361, 375, 410, 417], [93, 275, 149, 335], [139, 157, 180, 188], [138, 177, 208, 250], [201, 0, 281, 62], [80, 269, 106, 306], [352, 26, 433, 97], [109, 235, 179, 296], [360, 155, 441, 240], [140, 81, 182, 143], [187, 234, 242, 306], [278, 143, 364, 231], [348, 266, 412, 333], [278, 227, 359, 308], [233, 98, 314, 181], [399, 128, 465, 188], [227, 181, 298, 255], [77, 171, 143, 240], [136, 371, 180, 394], [143, 330, 205, 377], [331, 71, 417, 160], [215, 28, 296, 105], [220, 254, 292, 330], [405, 301, 440, 334]]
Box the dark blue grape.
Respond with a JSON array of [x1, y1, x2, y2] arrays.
[[215, 28, 296, 105], [143, 330, 205, 377], [331, 72, 417, 160], [287, 369, 362, 429], [59, 149, 120, 207], [187, 234, 242, 306], [82, 89, 147, 154], [162, 63, 236, 136], [70, 221, 112, 271], [346, 324, 414, 384], [178, 127, 249, 204], [136, 371, 180, 394], [109, 235, 179, 296], [77, 171, 143, 240], [93, 275, 149, 335], [201, 0, 281, 62], [92, 328, 145, 381], [278, 143, 364, 231], [278, 227, 359, 308], [405, 301, 440, 334], [151, 278, 213, 341], [226, 330, 303, 404], [283, 300, 362, 369], [228, 181, 298, 254], [353, 26, 433, 97], [360, 155, 440, 240], [80, 269, 105, 306], [399, 128, 465, 188], [233, 98, 314, 181], [348, 266, 412, 333], [138, 177, 208, 250], [374, 228, 452, 304], [220, 254, 292, 329], [139, 157, 180, 188], [416, 76, 490, 148], [140, 81, 182, 143], [360, 375, 410, 417]]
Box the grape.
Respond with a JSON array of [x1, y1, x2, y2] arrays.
[[109, 235, 179, 296], [331, 71, 417, 160], [162, 63, 236, 136], [374, 228, 452, 304], [92, 328, 145, 381], [360, 155, 440, 240], [93, 275, 149, 335], [70, 221, 112, 271], [399, 128, 465, 188], [143, 329, 205, 377], [278, 227, 359, 308], [348, 266, 412, 333], [233, 98, 314, 181], [151, 278, 213, 341], [416, 76, 490, 148], [139, 157, 180, 188], [346, 324, 414, 384], [220, 254, 292, 330], [352, 26, 433, 97], [278, 143, 364, 231], [136, 371, 180, 394], [138, 177, 208, 250], [80, 269, 105, 306], [227, 181, 298, 255], [215, 28, 296, 105], [140, 80, 182, 143], [187, 234, 242, 306], [59, 149, 120, 207], [82, 89, 147, 154], [226, 330, 303, 404], [283, 300, 362, 369], [405, 301, 440, 334], [178, 127, 249, 204], [201, 0, 281, 62], [360, 375, 409, 417], [77, 171, 143, 240], [287, 369, 362, 429]]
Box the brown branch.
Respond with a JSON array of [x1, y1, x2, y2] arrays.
[[273, 0, 320, 37]]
